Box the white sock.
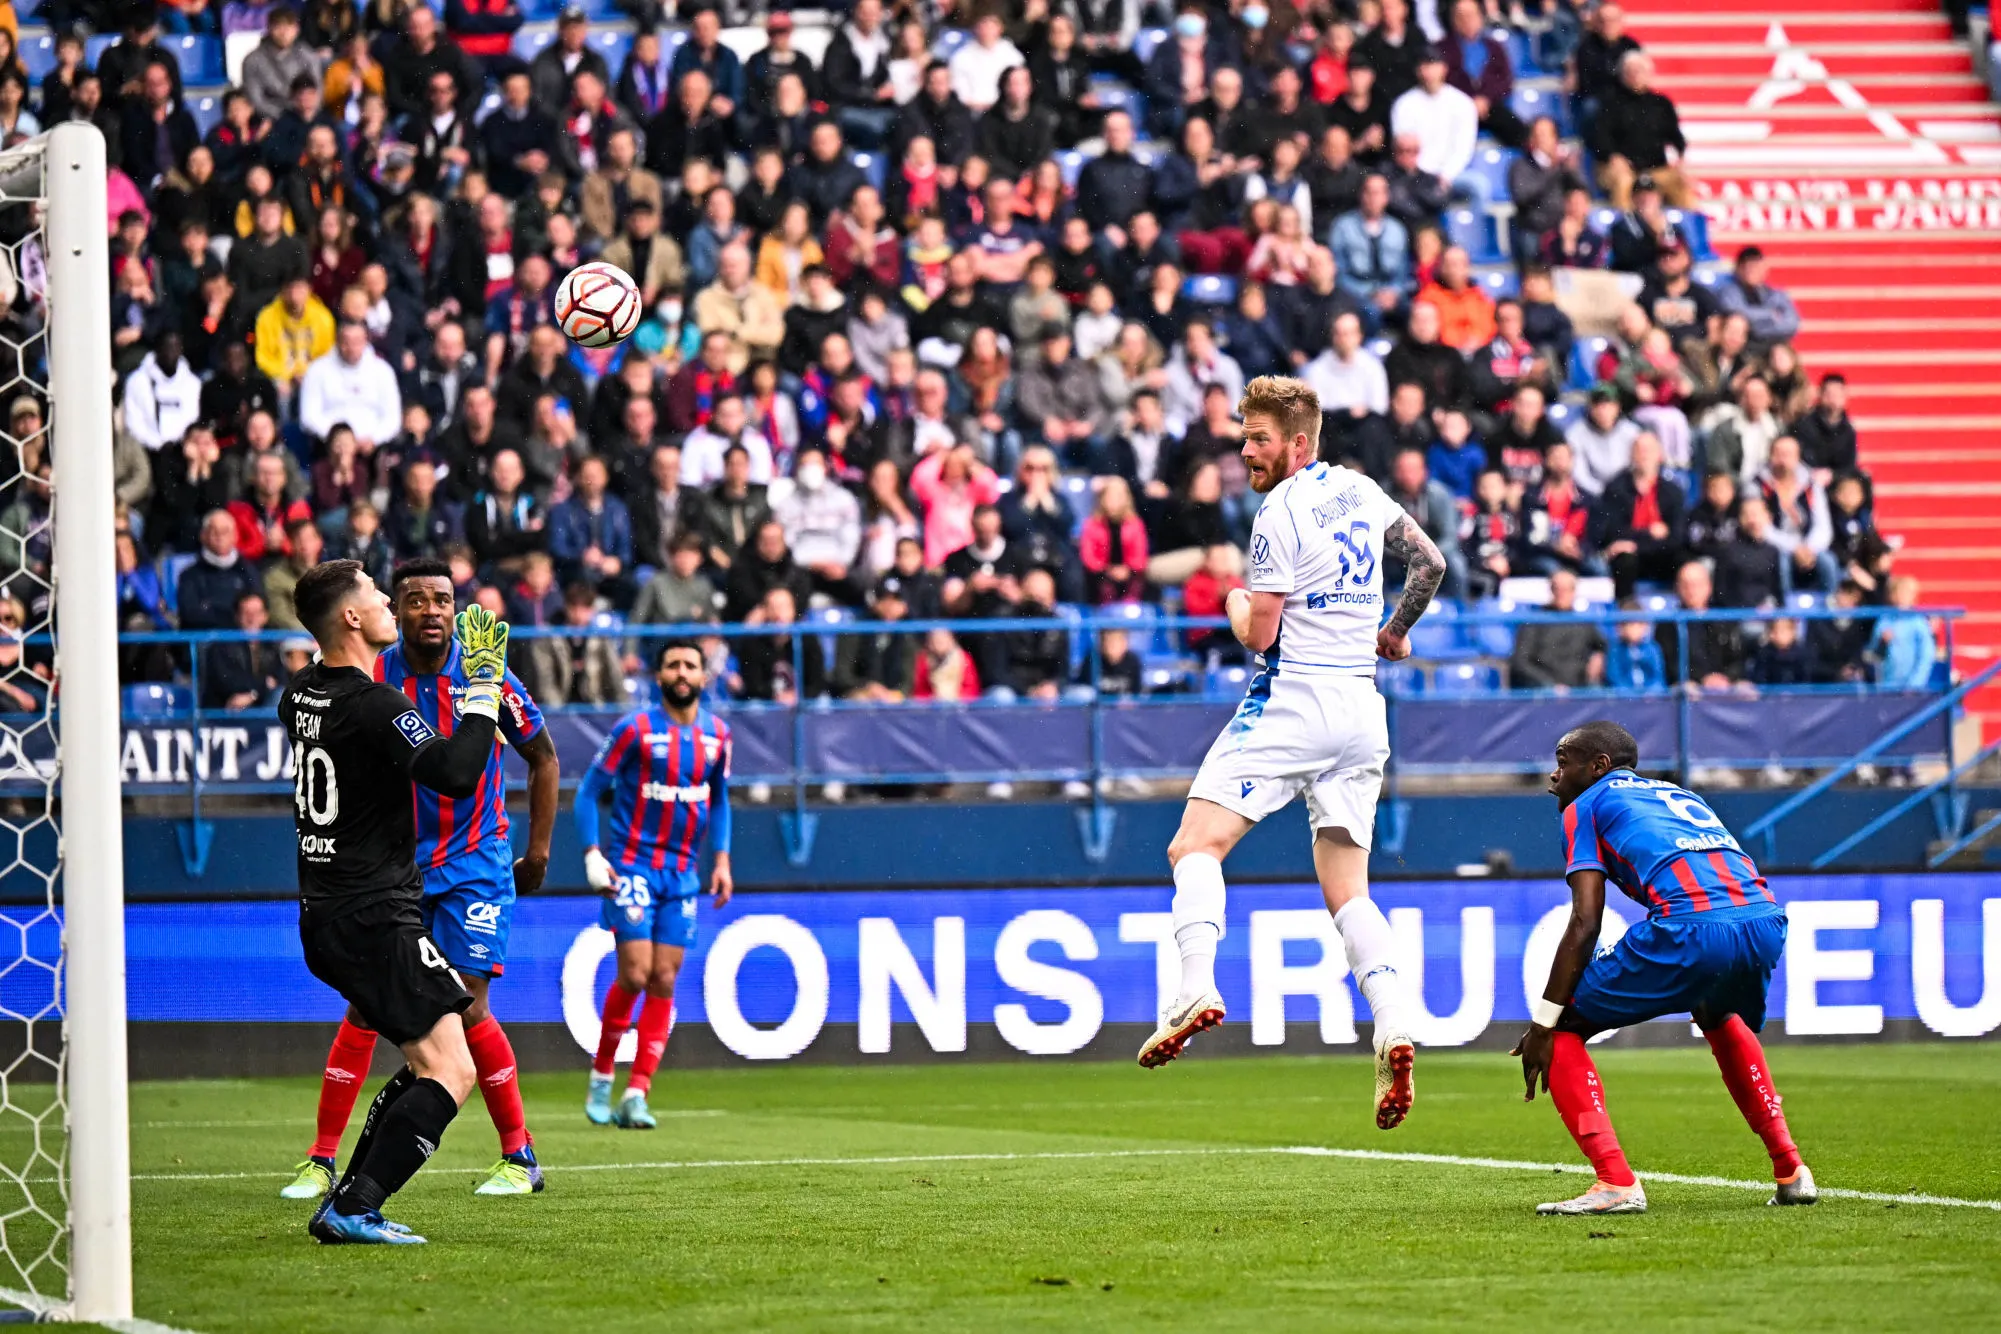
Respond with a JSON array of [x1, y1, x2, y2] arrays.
[[1171, 852, 1227, 1005], [1333, 897, 1409, 1039]]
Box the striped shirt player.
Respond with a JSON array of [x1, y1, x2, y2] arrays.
[[376, 638, 546, 976], [578, 642, 735, 1130], [575, 705, 734, 938], [1516, 720, 1811, 1217]]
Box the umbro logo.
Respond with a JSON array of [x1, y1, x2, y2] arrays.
[[482, 1065, 516, 1087], [325, 1068, 360, 1084]]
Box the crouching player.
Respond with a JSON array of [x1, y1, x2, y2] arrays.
[[1515, 721, 1815, 1215], [283, 559, 560, 1200], [578, 641, 733, 1128]]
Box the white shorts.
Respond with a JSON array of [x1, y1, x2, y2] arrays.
[[1187, 673, 1389, 847]]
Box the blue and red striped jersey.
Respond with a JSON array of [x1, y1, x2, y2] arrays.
[[374, 641, 545, 871], [1561, 771, 1776, 918], [574, 707, 733, 875]]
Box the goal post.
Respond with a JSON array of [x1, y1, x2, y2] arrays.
[[46, 123, 129, 1323]]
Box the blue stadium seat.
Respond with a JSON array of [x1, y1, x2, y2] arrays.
[[589, 609, 626, 632], [1545, 400, 1574, 431], [1093, 84, 1144, 123], [1444, 209, 1503, 264], [1205, 665, 1249, 700], [1103, 600, 1168, 654], [166, 35, 226, 84], [1788, 592, 1826, 612], [1056, 602, 1088, 678], [1432, 662, 1503, 697], [1132, 26, 1168, 64], [1569, 336, 1609, 390], [1410, 604, 1474, 660], [1055, 149, 1087, 189], [20, 33, 58, 81], [512, 27, 557, 60], [1469, 599, 1517, 658], [1667, 208, 1715, 261], [475, 88, 503, 123], [851, 150, 886, 193], [1378, 660, 1425, 698], [588, 28, 634, 72], [1503, 26, 1545, 78], [123, 683, 191, 720], [809, 605, 852, 666], [1059, 474, 1093, 537], [1509, 86, 1569, 135], [1468, 145, 1512, 205], [1182, 273, 1237, 306], [162, 552, 197, 613], [931, 28, 969, 60], [187, 94, 223, 136], [1477, 268, 1519, 299], [1642, 593, 1677, 613], [1590, 205, 1618, 233], [1364, 336, 1392, 360], [84, 33, 117, 68]]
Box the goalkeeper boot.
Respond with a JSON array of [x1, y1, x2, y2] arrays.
[[616, 1089, 657, 1130], [1373, 1027, 1416, 1131], [1537, 1179, 1648, 1216], [1138, 990, 1225, 1068], [1769, 1164, 1818, 1207], [476, 1144, 546, 1196], [310, 1205, 427, 1245], [585, 1073, 615, 1125], [280, 1156, 336, 1200]]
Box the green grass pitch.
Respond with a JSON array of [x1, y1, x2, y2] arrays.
[[120, 1044, 2001, 1333]]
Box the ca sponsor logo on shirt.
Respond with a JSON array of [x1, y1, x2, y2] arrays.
[[463, 899, 505, 936]]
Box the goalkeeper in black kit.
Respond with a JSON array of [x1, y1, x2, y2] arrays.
[[280, 559, 516, 1245]]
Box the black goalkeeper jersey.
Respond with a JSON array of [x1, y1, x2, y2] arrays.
[[280, 662, 447, 909]]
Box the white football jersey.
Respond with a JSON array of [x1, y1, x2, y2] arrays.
[[1246, 461, 1406, 679]]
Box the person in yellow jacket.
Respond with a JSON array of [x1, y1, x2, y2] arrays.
[[254, 276, 335, 410]]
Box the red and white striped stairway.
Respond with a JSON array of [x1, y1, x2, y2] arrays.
[[1627, 0, 2001, 737]]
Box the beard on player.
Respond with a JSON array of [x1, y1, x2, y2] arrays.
[[654, 642, 707, 710]]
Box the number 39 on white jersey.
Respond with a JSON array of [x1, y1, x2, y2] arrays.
[[1246, 461, 1406, 679]]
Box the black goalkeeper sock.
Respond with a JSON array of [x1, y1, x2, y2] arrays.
[[333, 1078, 459, 1216], [331, 1066, 415, 1201]]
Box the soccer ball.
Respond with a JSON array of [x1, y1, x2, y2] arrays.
[[554, 261, 644, 348]]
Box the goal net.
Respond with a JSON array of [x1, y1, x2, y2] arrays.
[[0, 125, 128, 1323]]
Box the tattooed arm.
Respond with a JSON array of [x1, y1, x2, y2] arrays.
[[1378, 512, 1446, 660]]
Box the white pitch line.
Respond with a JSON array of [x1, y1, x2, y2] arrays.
[[130, 1146, 2001, 1210], [0, 1285, 206, 1334]]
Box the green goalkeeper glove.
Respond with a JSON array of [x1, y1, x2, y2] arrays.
[[454, 605, 510, 721]]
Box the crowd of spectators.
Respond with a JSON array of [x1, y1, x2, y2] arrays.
[[0, 0, 1924, 715]]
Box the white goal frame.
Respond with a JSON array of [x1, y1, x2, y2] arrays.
[[40, 122, 129, 1324]]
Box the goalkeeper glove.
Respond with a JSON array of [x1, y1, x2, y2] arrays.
[[454, 605, 511, 721], [584, 847, 613, 894]]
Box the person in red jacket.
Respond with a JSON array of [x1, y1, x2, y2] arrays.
[[1080, 476, 1150, 604], [1180, 541, 1245, 657], [445, 0, 524, 76], [227, 450, 314, 562], [823, 184, 901, 291]]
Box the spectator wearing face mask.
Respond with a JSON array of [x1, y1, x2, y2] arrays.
[[771, 445, 863, 605]]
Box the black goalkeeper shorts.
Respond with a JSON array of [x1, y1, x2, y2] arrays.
[[300, 894, 473, 1046]]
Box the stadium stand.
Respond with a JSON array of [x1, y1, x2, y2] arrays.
[[14, 0, 1978, 760]]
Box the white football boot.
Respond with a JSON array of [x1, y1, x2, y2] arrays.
[[1138, 990, 1225, 1068]]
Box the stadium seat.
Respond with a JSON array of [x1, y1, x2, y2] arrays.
[[588, 29, 634, 71], [1545, 400, 1574, 431], [1468, 145, 1513, 205], [1103, 600, 1168, 654], [162, 552, 197, 613], [1093, 84, 1144, 123], [1378, 660, 1425, 698], [1409, 604, 1474, 660], [932, 28, 969, 60], [187, 94, 223, 137], [20, 33, 58, 81], [512, 27, 557, 60], [1060, 474, 1094, 537], [1508, 86, 1569, 135], [1477, 268, 1519, 298], [1056, 149, 1086, 189], [123, 682, 191, 721], [1205, 664, 1250, 700], [1503, 26, 1544, 78], [1667, 208, 1715, 261], [1468, 599, 1517, 658], [1182, 273, 1237, 306], [1788, 592, 1826, 612], [84, 33, 117, 68], [1569, 336, 1609, 390], [1055, 602, 1088, 677], [1431, 662, 1503, 697], [1590, 206, 1618, 234], [1132, 26, 1168, 64], [166, 35, 226, 84], [851, 151, 887, 193], [1364, 336, 1393, 360], [1444, 209, 1503, 264]]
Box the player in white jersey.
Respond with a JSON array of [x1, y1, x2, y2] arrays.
[[1139, 376, 1447, 1131]]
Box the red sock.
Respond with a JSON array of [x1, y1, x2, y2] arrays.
[[465, 1016, 530, 1156], [624, 995, 675, 1095], [1705, 1015, 1803, 1180], [1547, 1032, 1637, 1187], [594, 982, 640, 1076], [310, 1018, 378, 1159]]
